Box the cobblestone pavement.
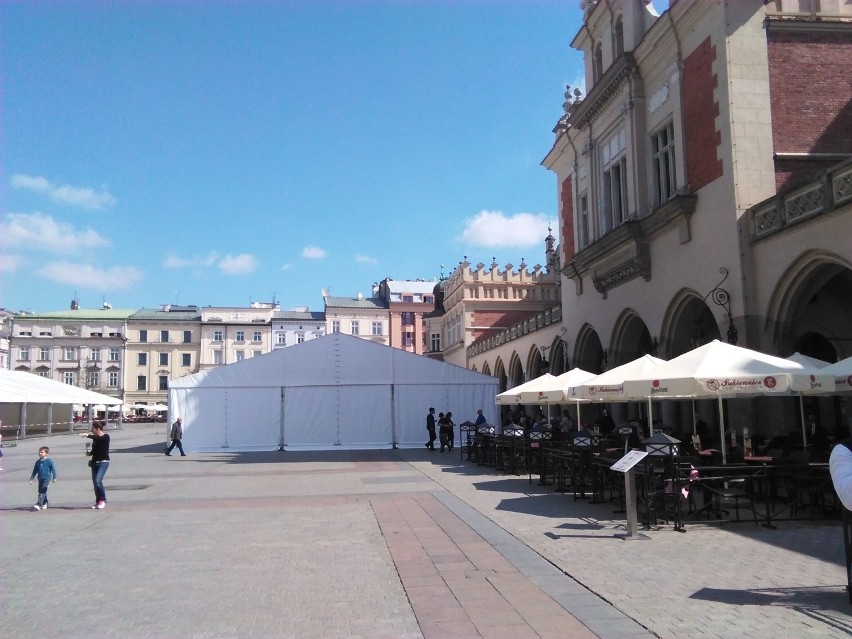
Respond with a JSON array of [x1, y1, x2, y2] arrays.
[[1, 424, 850, 639]]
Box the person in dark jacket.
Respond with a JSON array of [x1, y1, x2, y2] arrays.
[[80, 421, 110, 509], [425, 408, 437, 451], [165, 417, 186, 456], [29, 446, 57, 510]]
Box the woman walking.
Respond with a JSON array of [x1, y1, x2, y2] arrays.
[[80, 421, 110, 509]]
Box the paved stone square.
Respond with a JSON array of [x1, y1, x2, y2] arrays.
[[1, 424, 850, 638]]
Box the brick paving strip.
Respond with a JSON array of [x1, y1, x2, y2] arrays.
[[373, 494, 595, 639]]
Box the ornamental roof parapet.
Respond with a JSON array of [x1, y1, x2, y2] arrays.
[[443, 258, 555, 294]]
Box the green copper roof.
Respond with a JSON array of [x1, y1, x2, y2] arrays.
[[15, 308, 140, 321]]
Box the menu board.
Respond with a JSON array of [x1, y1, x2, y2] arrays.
[[610, 450, 649, 473]]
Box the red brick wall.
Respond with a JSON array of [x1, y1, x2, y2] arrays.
[[683, 37, 723, 192], [560, 177, 575, 264], [767, 30, 852, 191]]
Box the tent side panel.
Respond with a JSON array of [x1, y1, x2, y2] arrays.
[[283, 387, 339, 448], [338, 385, 392, 447], [225, 388, 281, 450], [170, 388, 228, 451], [393, 383, 499, 447]]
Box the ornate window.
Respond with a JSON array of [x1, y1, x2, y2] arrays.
[[601, 128, 628, 233], [651, 121, 677, 207]]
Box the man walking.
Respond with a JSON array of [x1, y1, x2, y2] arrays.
[[165, 417, 187, 456], [425, 407, 437, 451]]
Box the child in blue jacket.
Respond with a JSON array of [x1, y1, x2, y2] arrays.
[[29, 446, 57, 510]]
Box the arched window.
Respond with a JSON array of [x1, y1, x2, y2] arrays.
[[593, 43, 604, 83], [614, 17, 624, 57]]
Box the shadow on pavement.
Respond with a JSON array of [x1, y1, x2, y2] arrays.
[[114, 442, 168, 454], [691, 586, 852, 633]]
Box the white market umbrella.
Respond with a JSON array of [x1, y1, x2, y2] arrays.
[[621, 341, 835, 463], [495, 374, 557, 406], [822, 356, 852, 393], [552, 368, 596, 426], [568, 355, 666, 434], [785, 352, 831, 448]]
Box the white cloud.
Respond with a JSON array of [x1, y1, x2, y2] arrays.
[[36, 261, 143, 290], [355, 254, 377, 265], [11, 173, 117, 210], [162, 251, 219, 269], [218, 253, 258, 275], [281, 263, 292, 271], [0, 254, 24, 273], [11, 174, 51, 192], [458, 210, 550, 248], [0, 212, 109, 253], [302, 245, 328, 259]]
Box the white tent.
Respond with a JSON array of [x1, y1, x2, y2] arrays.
[[168, 333, 499, 451], [0, 369, 123, 436], [0, 369, 123, 405]]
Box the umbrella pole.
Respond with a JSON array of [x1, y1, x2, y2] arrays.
[[576, 400, 581, 428], [647, 397, 653, 436], [692, 400, 697, 434], [718, 395, 727, 465], [799, 395, 808, 449]]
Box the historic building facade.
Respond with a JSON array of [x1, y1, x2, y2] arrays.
[[125, 306, 202, 407], [425, 234, 564, 398], [9, 303, 135, 406], [272, 309, 326, 349], [375, 278, 436, 355], [323, 293, 389, 345], [198, 303, 277, 371], [542, 0, 852, 437]]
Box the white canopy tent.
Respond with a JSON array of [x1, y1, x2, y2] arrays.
[[168, 333, 499, 451], [620, 341, 835, 463], [0, 369, 123, 436]]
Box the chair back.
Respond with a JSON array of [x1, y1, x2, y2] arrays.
[[691, 434, 702, 453]]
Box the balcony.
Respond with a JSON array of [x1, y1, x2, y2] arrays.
[[750, 160, 852, 241], [567, 193, 697, 298]]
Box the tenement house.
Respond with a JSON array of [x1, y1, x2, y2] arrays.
[[125, 305, 202, 407], [10, 302, 135, 412], [374, 278, 436, 355], [323, 291, 389, 344], [272, 307, 326, 349], [199, 303, 277, 371]]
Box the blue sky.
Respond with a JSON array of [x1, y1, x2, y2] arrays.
[[1, 0, 587, 313]]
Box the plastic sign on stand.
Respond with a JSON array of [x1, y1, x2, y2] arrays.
[[611, 450, 650, 540]]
